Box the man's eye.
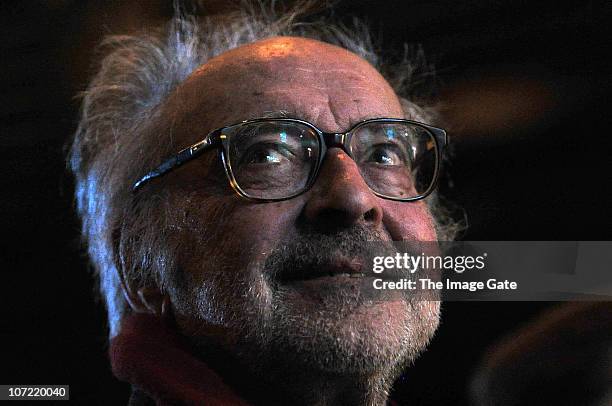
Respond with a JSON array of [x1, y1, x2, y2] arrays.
[[247, 149, 283, 164], [364, 145, 405, 166], [241, 143, 293, 165]]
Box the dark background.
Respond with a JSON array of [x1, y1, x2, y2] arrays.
[[1, 0, 609, 404]]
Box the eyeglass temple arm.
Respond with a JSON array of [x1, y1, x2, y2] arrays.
[[132, 136, 217, 192]]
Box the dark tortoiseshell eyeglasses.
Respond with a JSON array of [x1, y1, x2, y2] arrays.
[[133, 117, 447, 202]]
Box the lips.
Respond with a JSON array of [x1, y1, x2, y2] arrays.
[[277, 257, 405, 284], [276, 256, 360, 282]]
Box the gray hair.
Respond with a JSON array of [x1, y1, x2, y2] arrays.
[[69, 4, 459, 337]]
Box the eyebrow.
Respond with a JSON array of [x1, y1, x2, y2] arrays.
[[253, 110, 403, 131], [258, 109, 301, 119], [255, 109, 361, 130]]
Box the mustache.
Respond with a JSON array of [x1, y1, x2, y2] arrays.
[[262, 225, 402, 282]]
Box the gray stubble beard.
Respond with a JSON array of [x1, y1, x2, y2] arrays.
[[173, 257, 440, 404]]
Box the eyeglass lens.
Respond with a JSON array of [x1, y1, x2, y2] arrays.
[[224, 121, 437, 200]]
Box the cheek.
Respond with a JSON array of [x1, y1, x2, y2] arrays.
[[169, 194, 302, 269], [382, 200, 437, 241], [226, 200, 299, 243]]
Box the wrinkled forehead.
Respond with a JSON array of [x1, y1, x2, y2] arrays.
[[164, 36, 404, 137]]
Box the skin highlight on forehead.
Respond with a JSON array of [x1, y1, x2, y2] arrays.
[[166, 36, 404, 140]]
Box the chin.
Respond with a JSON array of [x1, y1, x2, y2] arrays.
[[260, 290, 441, 375], [182, 269, 440, 378]]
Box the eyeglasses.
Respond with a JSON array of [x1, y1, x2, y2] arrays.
[[133, 117, 447, 202]]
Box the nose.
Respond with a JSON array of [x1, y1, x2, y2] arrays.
[[302, 148, 383, 230]]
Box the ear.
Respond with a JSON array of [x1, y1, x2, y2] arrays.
[[120, 274, 173, 320], [112, 226, 169, 316], [136, 286, 166, 314], [119, 277, 166, 315]]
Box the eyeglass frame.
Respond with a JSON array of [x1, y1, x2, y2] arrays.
[[132, 117, 447, 202]]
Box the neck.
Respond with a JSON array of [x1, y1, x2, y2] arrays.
[[110, 313, 396, 406], [196, 342, 393, 406]]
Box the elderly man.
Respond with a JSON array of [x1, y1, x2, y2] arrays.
[[70, 7, 452, 405]]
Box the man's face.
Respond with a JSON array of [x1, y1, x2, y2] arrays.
[[152, 37, 439, 376]]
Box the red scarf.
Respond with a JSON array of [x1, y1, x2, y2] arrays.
[[109, 313, 250, 406]]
